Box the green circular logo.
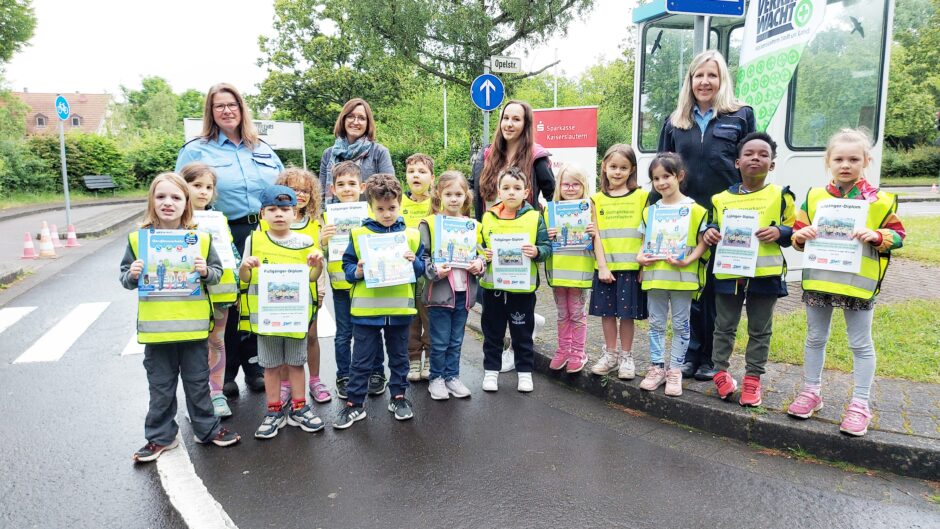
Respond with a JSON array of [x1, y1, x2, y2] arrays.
[[794, 0, 813, 28]]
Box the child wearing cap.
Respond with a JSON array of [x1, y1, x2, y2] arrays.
[[238, 185, 326, 439]]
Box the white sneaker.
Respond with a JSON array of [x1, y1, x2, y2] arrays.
[[617, 351, 636, 380], [420, 356, 431, 380], [532, 312, 546, 340], [591, 346, 620, 376], [428, 378, 449, 400], [482, 370, 499, 392], [500, 348, 516, 373], [517, 372, 534, 393], [407, 359, 422, 382], [444, 378, 471, 398]]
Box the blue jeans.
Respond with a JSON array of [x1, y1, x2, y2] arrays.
[[427, 292, 469, 380], [333, 288, 384, 379], [346, 323, 410, 406]]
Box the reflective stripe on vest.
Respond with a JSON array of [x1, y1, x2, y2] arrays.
[[592, 190, 648, 271], [480, 209, 540, 293], [712, 184, 789, 279], [400, 195, 432, 228], [543, 210, 593, 288], [241, 231, 316, 337], [349, 226, 421, 316], [130, 231, 213, 344], [640, 202, 708, 292], [801, 188, 895, 300]]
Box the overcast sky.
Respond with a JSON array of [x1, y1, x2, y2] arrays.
[[4, 0, 634, 99]]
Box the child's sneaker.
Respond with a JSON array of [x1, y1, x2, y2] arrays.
[[839, 401, 872, 437], [254, 410, 287, 439], [549, 349, 569, 370], [617, 351, 636, 380], [368, 373, 387, 395], [132, 438, 179, 463], [388, 395, 414, 421], [566, 351, 588, 374], [445, 378, 471, 398], [429, 378, 450, 400], [332, 403, 367, 430], [199, 427, 240, 447], [517, 372, 534, 393], [713, 371, 738, 400], [309, 381, 332, 403], [639, 365, 667, 391], [211, 393, 232, 417], [420, 356, 430, 380], [335, 377, 349, 399], [407, 359, 422, 382], [500, 348, 516, 372], [739, 375, 762, 407], [288, 404, 325, 432], [664, 368, 682, 397], [787, 390, 824, 419], [482, 370, 499, 392], [590, 346, 619, 376]]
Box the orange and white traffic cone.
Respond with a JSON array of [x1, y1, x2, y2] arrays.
[[65, 224, 81, 248], [38, 221, 57, 259], [19, 232, 36, 259], [50, 224, 64, 248]]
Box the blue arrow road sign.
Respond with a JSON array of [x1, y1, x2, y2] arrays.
[[666, 0, 744, 17], [55, 95, 71, 120], [470, 74, 504, 111]]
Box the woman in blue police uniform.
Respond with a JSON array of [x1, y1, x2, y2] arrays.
[[176, 82, 284, 396], [657, 50, 755, 381]]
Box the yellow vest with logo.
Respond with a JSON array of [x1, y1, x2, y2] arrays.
[[130, 230, 213, 344], [801, 188, 896, 300], [542, 208, 594, 288], [480, 209, 540, 293], [640, 202, 708, 291], [711, 184, 792, 280], [240, 231, 317, 338], [193, 213, 238, 304], [349, 226, 421, 316], [591, 189, 649, 271], [400, 194, 432, 229]]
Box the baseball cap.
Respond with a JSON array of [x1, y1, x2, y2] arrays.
[[260, 185, 297, 207]]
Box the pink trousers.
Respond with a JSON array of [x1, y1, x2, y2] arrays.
[[553, 287, 587, 356]]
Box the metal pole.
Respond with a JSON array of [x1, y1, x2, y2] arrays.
[[59, 120, 72, 227], [443, 81, 448, 149], [301, 122, 307, 170], [482, 63, 490, 147], [553, 48, 559, 108], [693, 15, 711, 55]]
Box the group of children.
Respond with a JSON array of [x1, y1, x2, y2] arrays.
[[123, 126, 903, 461]]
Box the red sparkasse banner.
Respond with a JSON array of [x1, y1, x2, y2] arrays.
[[533, 107, 598, 149]]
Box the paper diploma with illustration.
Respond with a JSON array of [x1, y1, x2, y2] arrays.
[[433, 215, 478, 269], [326, 202, 370, 261], [358, 232, 415, 288], [257, 264, 310, 333], [643, 205, 691, 259], [547, 199, 592, 251], [137, 229, 204, 298], [713, 209, 760, 277], [193, 210, 237, 269], [490, 233, 531, 291], [804, 199, 869, 273]]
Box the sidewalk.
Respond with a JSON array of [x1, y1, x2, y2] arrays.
[[466, 260, 940, 480]]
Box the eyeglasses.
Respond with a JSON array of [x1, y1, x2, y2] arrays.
[[345, 114, 368, 123], [212, 103, 240, 113], [561, 182, 583, 189], [291, 189, 309, 195]]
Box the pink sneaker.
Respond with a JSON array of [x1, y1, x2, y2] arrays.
[[309, 381, 332, 403], [639, 366, 667, 391], [713, 370, 738, 400], [549, 350, 569, 370], [566, 351, 587, 374], [787, 390, 823, 419], [839, 401, 872, 437], [739, 375, 762, 407]]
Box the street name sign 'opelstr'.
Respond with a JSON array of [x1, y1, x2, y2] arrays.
[[470, 74, 504, 112], [490, 56, 522, 73], [666, 0, 745, 17]]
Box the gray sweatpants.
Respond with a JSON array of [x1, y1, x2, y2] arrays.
[[143, 341, 221, 445], [711, 292, 777, 376], [803, 305, 877, 401]]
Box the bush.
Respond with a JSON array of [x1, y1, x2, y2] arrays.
[[0, 139, 57, 196], [27, 132, 133, 191], [124, 130, 182, 186], [882, 145, 940, 179]]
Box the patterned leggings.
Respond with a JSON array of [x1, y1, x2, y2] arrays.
[[207, 305, 228, 395]]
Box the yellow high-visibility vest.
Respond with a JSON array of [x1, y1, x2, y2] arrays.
[[349, 226, 421, 316], [400, 194, 432, 229], [640, 202, 708, 291], [542, 208, 594, 288], [711, 184, 793, 279], [591, 189, 649, 271], [480, 209, 540, 293]]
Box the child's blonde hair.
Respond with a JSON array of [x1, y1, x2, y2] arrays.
[[600, 144, 639, 193], [141, 173, 194, 229], [669, 50, 744, 130], [552, 163, 590, 201], [276, 167, 322, 219], [430, 170, 473, 216], [824, 127, 873, 173], [179, 162, 218, 205]]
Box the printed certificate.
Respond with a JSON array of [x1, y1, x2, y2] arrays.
[[358, 232, 415, 288], [490, 233, 531, 291], [713, 209, 761, 278], [257, 264, 310, 333], [804, 199, 869, 273], [547, 199, 592, 251], [137, 229, 203, 297], [193, 210, 238, 269], [326, 202, 369, 262], [432, 215, 478, 269], [643, 204, 692, 260]]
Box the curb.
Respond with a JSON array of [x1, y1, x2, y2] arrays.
[[898, 196, 940, 203], [465, 317, 939, 479], [0, 198, 146, 223]]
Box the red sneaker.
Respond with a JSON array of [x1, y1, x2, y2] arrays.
[[713, 370, 737, 400], [739, 375, 762, 407]]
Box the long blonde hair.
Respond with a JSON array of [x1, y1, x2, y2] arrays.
[[552, 163, 590, 201], [141, 173, 194, 229], [431, 170, 473, 216], [200, 83, 259, 148], [824, 127, 873, 178], [276, 167, 322, 219], [669, 51, 744, 130]]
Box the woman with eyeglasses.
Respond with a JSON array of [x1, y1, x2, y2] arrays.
[[176, 82, 285, 400], [318, 98, 394, 203]]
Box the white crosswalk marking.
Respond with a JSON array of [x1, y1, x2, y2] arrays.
[[120, 333, 145, 356], [13, 302, 111, 364], [0, 307, 36, 335], [317, 305, 336, 338]]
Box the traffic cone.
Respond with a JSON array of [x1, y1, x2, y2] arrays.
[[65, 224, 81, 247], [38, 221, 57, 259], [19, 232, 36, 259], [50, 224, 64, 248]]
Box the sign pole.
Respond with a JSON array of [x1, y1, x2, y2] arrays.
[[443, 81, 448, 149], [693, 15, 711, 54], [55, 95, 73, 228], [482, 63, 490, 147], [300, 122, 307, 170]]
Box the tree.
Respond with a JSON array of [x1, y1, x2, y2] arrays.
[[0, 0, 36, 64], [177, 89, 205, 119]]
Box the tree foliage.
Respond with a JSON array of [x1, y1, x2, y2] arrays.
[[0, 0, 36, 64]]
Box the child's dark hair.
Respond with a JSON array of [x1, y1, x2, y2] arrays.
[[332, 160, 362, 182], [648, 152, 685, 182], [498, 166, 529, 187], [737, 131, 778, 159], [405, 153, 435, 174], [364, 173, 403, 204]]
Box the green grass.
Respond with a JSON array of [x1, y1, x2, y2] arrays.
[[880, 176, 940, 187], [929, 495, 940, 506], [897, 216, 940, 265], [0, 189, 147, 210], [735, 299, 940, 383]]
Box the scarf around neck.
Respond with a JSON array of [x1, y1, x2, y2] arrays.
[[330, 136, 373, 166]]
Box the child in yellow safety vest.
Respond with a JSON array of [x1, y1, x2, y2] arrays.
[[787, 128, 905, 437], [402, 153, 435, 381]]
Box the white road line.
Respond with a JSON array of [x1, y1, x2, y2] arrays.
[[13, 302, 110, 364], [0, 307, 36, 335], [157, 438, 239, 529], [317, 304, 336, 338], [121, 333, 145, 356]]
